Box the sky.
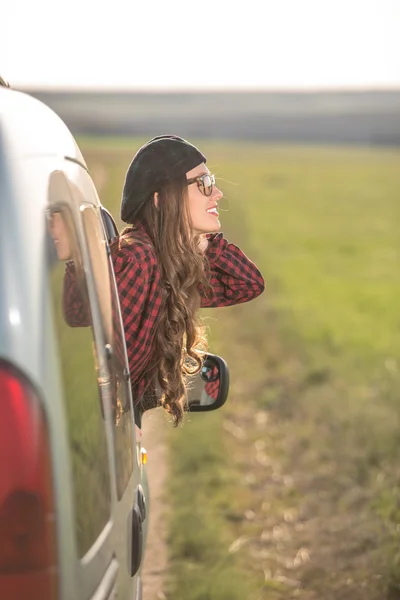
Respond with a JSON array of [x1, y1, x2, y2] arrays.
[[2, 0, 400, 90]]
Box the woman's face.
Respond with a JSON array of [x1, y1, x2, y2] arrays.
[[48, 212, 72, 261], [186, 163, 223, 235]]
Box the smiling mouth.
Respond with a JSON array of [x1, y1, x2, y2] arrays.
[[206, 207, 219, 215]]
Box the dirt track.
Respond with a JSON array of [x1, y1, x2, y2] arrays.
[[141, 409, 169, 600]]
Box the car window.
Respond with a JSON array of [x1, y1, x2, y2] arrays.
[[46, 172, 111, 557], [81, 204, 134, 500]]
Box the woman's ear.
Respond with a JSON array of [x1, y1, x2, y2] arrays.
[[153, 192, 159, 209]]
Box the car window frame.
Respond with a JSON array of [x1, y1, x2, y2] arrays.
[[80, 202, 136, 500]]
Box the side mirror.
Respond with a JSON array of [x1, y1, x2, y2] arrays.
[[187, 353, 229, 412]]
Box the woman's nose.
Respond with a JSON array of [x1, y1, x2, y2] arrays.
[[213, 186, 223, 202]]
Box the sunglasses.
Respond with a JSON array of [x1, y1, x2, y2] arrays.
[[186, 173, 215, 197]]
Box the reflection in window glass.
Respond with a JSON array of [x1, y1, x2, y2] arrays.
[[46, 181, 111, 557], [81, 205, 134, 500]]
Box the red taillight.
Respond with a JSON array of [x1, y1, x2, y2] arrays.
[[0, 361, 58, 599]]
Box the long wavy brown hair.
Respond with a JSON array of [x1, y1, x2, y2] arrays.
[[128, 176, 210, 426]]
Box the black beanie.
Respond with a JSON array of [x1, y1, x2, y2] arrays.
[[120, 135, 207, 223]]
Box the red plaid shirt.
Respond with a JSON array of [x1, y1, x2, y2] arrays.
[[63, 223, 264, 408], [203, 379, 220, 402]]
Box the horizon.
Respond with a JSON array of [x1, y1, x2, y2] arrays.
[[16, 85, 400, 94]]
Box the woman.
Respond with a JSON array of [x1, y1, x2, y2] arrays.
[[64, 135, 264, 425], [114, 135, 264, 425]]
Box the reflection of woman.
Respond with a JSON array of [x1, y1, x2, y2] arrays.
[[48, 211, 71, 261], [47, 206, 124, 423], [66, 136, 265, 425], [202, 381, 220, 405], [199, 363, 220, 405], [47, 207, 91, 327]]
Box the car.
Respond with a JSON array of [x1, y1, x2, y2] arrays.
[[0, 85, 229, 600]]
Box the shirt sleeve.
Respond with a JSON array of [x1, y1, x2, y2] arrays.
[[62, 261, 91, 327], [199, 233, 265, 308]]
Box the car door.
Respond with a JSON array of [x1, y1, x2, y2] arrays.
[[79, 200, 143, 599], [47, 162, 141, 600]]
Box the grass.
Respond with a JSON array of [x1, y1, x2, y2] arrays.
[[81, 138, 400, 599], [167, 412, 262, 600]]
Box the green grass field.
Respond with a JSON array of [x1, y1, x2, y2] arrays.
[[81, 139, 400, 600]]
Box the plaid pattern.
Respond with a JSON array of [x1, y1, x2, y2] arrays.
[[110, 226, 162, 403], [200, 233, 265, 307], [63, 263, 91, 327], [63, 261, 128, 379], [204, 379, 220, 402], [62, 223, 264, 410]]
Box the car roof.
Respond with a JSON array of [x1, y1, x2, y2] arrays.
[[0, 87, 87, 167]]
